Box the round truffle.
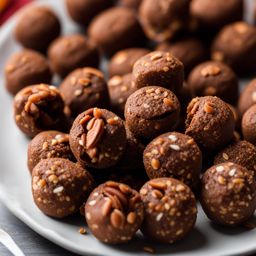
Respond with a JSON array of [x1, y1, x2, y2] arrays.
[[212, 22, 256, 75], [4, 50, 52, 95], [214, 140, 256, 176], [108, 74, 138, 117], [118, 0, 142, 10], [59, 68, 110, 118], [140, 178, 197, 244], [108, 48, 150, 77], [48, 34, 99, 78], [139, 0, 190, 42], [156, 38, 208, 75], [242, 105, 256, 146], [85, 181, 144, 244], [143, 132, 202, 188], [69, 108, 127, 168], [88, 7, 144, 56], [66, 0, 113, 27], [32, 158, 94, 218], [185, 96, 235, 152], [200, 162, 256, 226], [190, 0, 243, 30], [132, 51, 184, 92], [14, 84, 66, 138], [27, 131, 75, 173], [187, 61, 238, 105], [14, 6, 61, 52], [125, 86, 180, 141]]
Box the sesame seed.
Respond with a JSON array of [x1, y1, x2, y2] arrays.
[[229, 169, 236, 176], [170, 144, 180, 151], [53, 186, 64, 194], [168, 135, 177, 142], [216, 166, 224, 172], [156, 213, 163, 221], [88, 200, 96, 206], [222, 153, 229, 160]]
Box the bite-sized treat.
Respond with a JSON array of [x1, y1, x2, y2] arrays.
[[66, 0, 113, 27], [85, 181, 144, 244], [140, 178, 197, 244], [139, 0, 190, 42], [214, 140, 256, 176], [108, 48, 150, 77], [14, 84, 66, 138], [32, 158, 94, 218], [27, 131, 75, 173], [118, 0, 142, 10], [108, 74, 137, 117], [242, 105, 256, 146], [185, 96, 235, 152], [125, 86, 180, 141], [190, 0, 243, 31], [212, 22, 256, 75], [59, 68, 109, 118], [4, 50, 52, 95], [132, 51, 184, 92], [200, 162, 256, 226], [69, 108, 126, 168], [88, 7, 144, 56], [48, 34, 99, 78], [187, 61, 238, 105], [238, 79, 256, 116], [14, 6, 61, 52], [143, 132, 202, 188], [156, 38, 208, 75]]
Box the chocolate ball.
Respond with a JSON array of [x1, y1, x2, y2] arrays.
[[69, 108, 126, 168], [212, 22, 256, 75], [4, 50, 52, 95], [190, 0, 243, 30], [118, 0, 142, 10], [27, 131, 75, 173], [140, 178, 197, 244], [59, 68, 110, 118], [108, 48, 150, 77], [143, 132, 202, 188], [88, 7, 144, 56], [185, 96, 235, 152], [200, 162, 256, 226], [85, 181, 144, 244], [66, 0, 113, 27], [32, 158, 94, 218], [139, 0, 190, 42], [214, 140, 256, 176], [156, 37, 208, 75], [48, 34, 99, 78], [132, 51, 184, 92], [187, 61, 238, 105], [125, 86, 180, 141], [242, 105, 256, 146], [14, 84, 66, 138], [14, 6, 61, 52]]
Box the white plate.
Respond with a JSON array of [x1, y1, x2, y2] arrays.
[[0, 1, 256, 255]]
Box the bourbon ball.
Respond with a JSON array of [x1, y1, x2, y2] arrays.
[[242, 105, 256, 146], [143, 132, 202, 188], [214, 140, 256, 176], [59, 68, 110, 118], [132, 51, 184, 92], [69, 108, 126, 169], [185, 96, 235, 152], [125, 86, 180, 141], [32, 158, 94, 218], [139, 0, 190, 42], [14, 84, 66, 138], [27, 131, 75, 173], [212, 22, 256, 75], [85, 181, 144, 244], [140, 178, 197, 244], [48, 34, 99, 78], [108, 48, 150, 78], [14, 6, 61, 52], [187, 61, 238, 105], [200, 162, 256, 226], [4, 50, 52, 95], [88, 7, 144, 56], [66, 0, 113, 27], [118, 0, 142, 10], [156, 37, 208, 75]]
